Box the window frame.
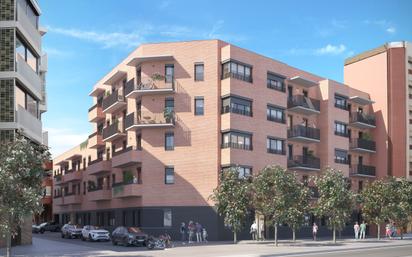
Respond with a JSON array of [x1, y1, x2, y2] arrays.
[[221, 96, 252, 117], [164, 166, 175, 184], [194, 63, 204, 81], [165, 132, 174, 151], [334, 149, 349, 164], [194, 97, 204, 116], [334, 121, 348, 137], [221, 131, 252, 150], [266, 137, 285, 155], [334, 94, 348, 110], [267, 104, 285, 123], [267, 72, 286, 92]]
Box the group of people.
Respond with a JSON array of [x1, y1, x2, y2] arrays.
[[353, 221, 367, 239], [385, 222, 399, 239], [250, 221, 265, 240], [180, 221, 208, 244]]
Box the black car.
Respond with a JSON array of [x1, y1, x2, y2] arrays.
[[111, 226, 148, 246], [42, 221, 61, 232], [61, 224, 82, 239]]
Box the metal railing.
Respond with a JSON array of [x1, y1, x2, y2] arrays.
[[124, 76, 174, 96], [287, 95, 320, 112], [221, 142, 253, 150], [267, 148, 286, 155], [350, 138, 376, 151], [350, 112, 376, 126], [288, 155, 320, 169], [287, 125, 320, 140], [102, 122, 123, 140], [102, 90, 125, 111], [222, 72, 253, 83], [351, 164, 376, 176], [221, 105, 252, 117], [125, 111, 175, 128]]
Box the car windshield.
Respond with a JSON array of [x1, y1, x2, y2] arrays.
[[66, 225, 75, 229], [128, 227, 141, 233], [40, 222, 47, 227], [88, 226, 96, 230]]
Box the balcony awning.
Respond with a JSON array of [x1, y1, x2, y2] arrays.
[[66, 154, 82, 161], [289, 76, 318, 88], [89, 87, 106, 97], [349, 96, 375, 106], [127, 55, 174, 66], [54, 160, 69, 166], [103, 70, 127, 85]]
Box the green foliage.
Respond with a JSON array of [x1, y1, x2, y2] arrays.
[[150, 72, 165, 81], [0, 133, 50, 236], [313, 168, 354, 232], [123, 170, 134, 183], [210, 168, 252, 236], [386, 178, 412, 231]]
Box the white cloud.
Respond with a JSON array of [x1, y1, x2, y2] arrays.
[[45, 127, 88, 158], [43, 47, 73, 57], [315, 44, 347, 55], [364, 19, 396, 34], [386, 26, 396, 34]]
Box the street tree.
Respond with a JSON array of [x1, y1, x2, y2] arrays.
[[0, 133, 50, 257], [387, 178, 412, 239], [253, 165, 303, 246], [210, 167, 252, 243], [313, 168, 354, 243], [360, 178, 393, 240]]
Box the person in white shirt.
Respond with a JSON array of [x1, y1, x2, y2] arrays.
[[250, 222, 257, 240], [312, 223, 318, 241], [354, 222, 360, 239]]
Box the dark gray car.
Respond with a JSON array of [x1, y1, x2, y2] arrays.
[[111, 226, 148, 246]]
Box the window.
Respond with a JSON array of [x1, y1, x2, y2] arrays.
[[16, 35, 38, 73], [267, 105, 285, 123], [165, 97, 174, 113], [165, 132, 174, 151], [165, 167, 174, 184], [194, 63, 204, 81], [335, 95, 348, 110], [221, 60, 252, 82], [221, 96, 252, 116], [267, 73, 285, 92], [335, 149, 348, 164], [335, 122, 348, 137], [163, 209, 172, 227], [222, 166, 252, 179], [358, 181, 363, 193], [20, 0, 39, 28], [165, 64, 174, 83], [195, 97, 204, 115], [222, 131, 252, 150], [267, 137, 285, 155]]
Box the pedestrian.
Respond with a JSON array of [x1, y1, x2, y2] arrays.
[[359, 221, 366, 239], [196, 222, 203, 243], [385, 223, 392, 239], [260, 222, 265, 241], [391, 223, 397, 238], [188, 221, 195, 243], [312, 223, 318, 241], [354, 222, 360, 239], [180, 222, 186, 244], [250, 221, 257, 240], [202, 228, 208, 242]]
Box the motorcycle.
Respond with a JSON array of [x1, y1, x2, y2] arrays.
[[146, 236, 166, 250]]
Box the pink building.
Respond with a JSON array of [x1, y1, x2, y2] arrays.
[[53, 40, 377, 240]]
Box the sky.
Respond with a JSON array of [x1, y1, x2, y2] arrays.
[[39, 0, 412, 157]]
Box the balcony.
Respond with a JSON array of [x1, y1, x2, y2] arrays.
[[221, 142, 253, 151], [102, 122, 126, 142], [287, 95, 320, 115], [54, 175, 63, 185], [350, 138, 376, 153], [288, 155, 321, 171], [222, 72, 253, 83], [41, 196, 52, 205], [63, 170, 82, 183], [124, 77, 175, 98], [102, 90, 126, 113], [16, 54, 42, 99], [16, 105, 42, 144], [221, 105, 253, 117], [88, 104, 104, 122], [88, 132, 104, 149], [88, 186, 112, 201], [112, 146, 142, 168], [53, 196, 63, 206], [350, 164, 376, 177], [63, 193, 82, 205], [124, 111, 175, 130], [287, 125, 320, 143], [350, 112, 376, 129], [16, 1, 41, 53], [112, 182, 142, 198], [87, 159, 112, 176]]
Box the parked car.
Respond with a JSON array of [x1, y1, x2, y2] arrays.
[[41, 221, 61, 232], [81, 225, 110, 242], [61, 224, 82, 239], [32, 222, 47, 234], [111, 226, 148, 246]]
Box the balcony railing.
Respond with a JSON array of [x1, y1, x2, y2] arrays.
[[88, 157, 103, 166], [287, 95, 320, 113], [124, 111, 175, 130], [102, 122, 125, 141], [288, 155, 320, 170], [221, 142, 253, 151], [221, 105, 252, 117], [350, 138, 376, 152], [16, 54, 42, 98], [16, 1, 41, 51], [102, 90, 126, 112], [267, 148, 286, 155], [350, 112, 376, 127], [287, 125, 320, 141], [15, 105, 42, 143], [350, 164, 376, 177], [124, 77, 174, 97], [222, 72, 253, 83]]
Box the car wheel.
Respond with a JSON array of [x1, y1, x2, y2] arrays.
[[40, 229, 45, 234], [112, 240, 117, 245], [61, 233, 64, 238], [81, 235, 85, 241]]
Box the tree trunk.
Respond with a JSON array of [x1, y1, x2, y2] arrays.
[[274, 223, 278, 247], [234, 231, 237, 244], [333, 226, 336, 244], [292, 228, 296, 242], [6, 214, 12, 257], [377, 223, 380, 240]]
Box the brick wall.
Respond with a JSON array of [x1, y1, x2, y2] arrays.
[[0, 0, 14, 21]]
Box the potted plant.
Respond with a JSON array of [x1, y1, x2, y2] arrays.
[[163, 107, 174, 123], [150, 72, 165, 81]]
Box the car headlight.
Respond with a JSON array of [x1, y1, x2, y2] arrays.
[[128, 235, 134, 239]]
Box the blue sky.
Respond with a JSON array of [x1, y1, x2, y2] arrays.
[[39, 0, 412, 157]]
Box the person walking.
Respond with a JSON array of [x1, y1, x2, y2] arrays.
[[385, 223, 392, 239], [354, 222, 360, 239], [250, 221, 257, 240], [359, 221, 366, 239], [312, 223, 318, 241], [202, 228, 208, 242], [180, 222, 187, 244], [195, 222, 203, 243], [188, 221, 195, 243], [260, 222, 265, 241]]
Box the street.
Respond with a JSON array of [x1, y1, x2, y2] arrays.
[[1, 232, 412, 257]]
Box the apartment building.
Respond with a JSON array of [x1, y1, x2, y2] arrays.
[[0, 0, 47, 246], [52, 40, 377, 240], [344, 41, 412, 180]]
